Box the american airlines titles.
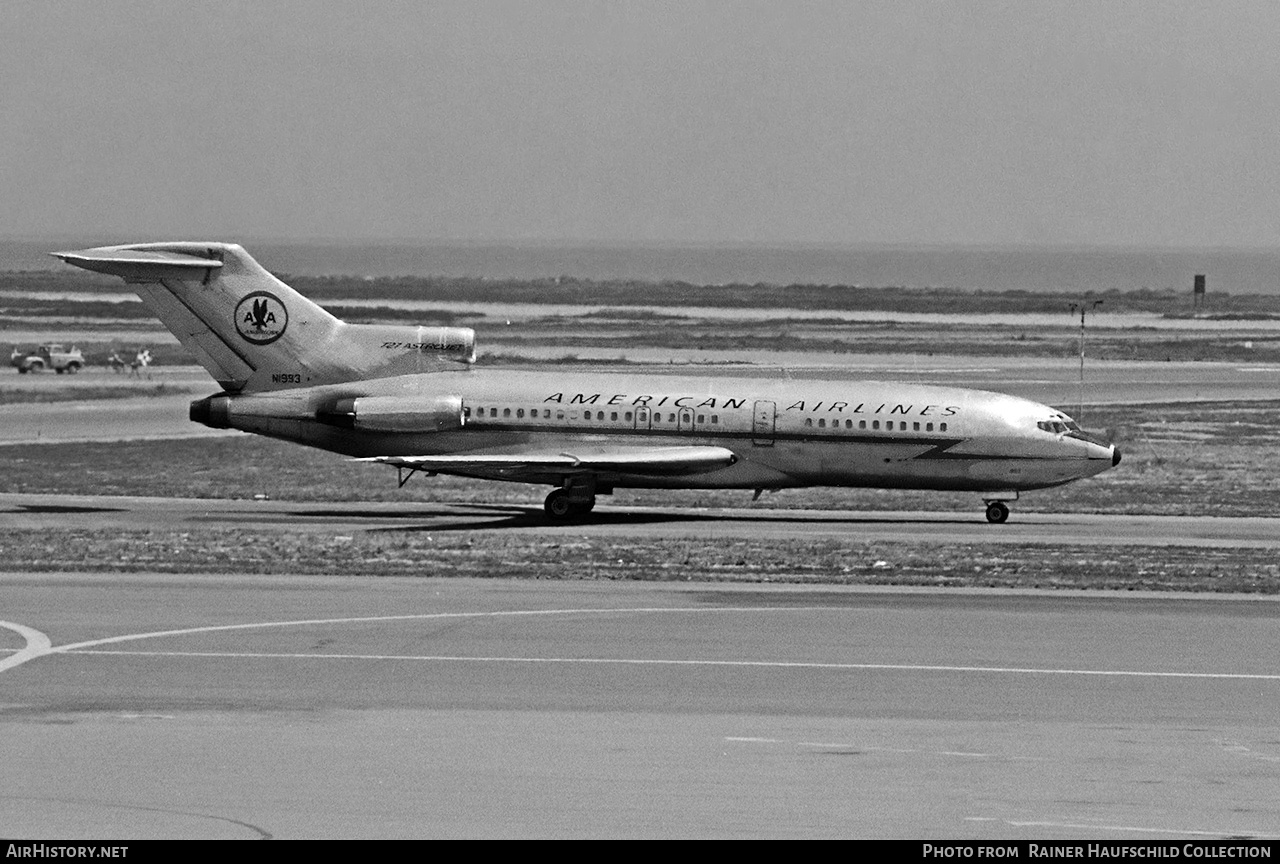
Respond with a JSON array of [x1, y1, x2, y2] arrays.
[[542, 392, 960, 417]]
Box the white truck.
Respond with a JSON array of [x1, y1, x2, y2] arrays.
[[10, 343, 85, 374]]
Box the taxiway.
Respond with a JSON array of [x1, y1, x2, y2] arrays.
[[4, 492, 1280, 549], [2, 576, 1277, 840]]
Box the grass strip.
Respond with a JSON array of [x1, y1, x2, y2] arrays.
[[0, 528, 1276, 592]]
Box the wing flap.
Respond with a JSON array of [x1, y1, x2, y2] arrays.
[[364, 445, 738, 478]]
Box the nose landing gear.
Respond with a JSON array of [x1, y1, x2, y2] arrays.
[[981, 492, 1016, 523]]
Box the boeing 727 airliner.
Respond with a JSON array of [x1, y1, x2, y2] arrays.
[[54, 242, 1119, 523]]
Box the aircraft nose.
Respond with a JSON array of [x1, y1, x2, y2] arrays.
[[1112, 446, 1122, 467]]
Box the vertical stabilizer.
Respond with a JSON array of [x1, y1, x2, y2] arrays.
[[53, 242, 475, 392]]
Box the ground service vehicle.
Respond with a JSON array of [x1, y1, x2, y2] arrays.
[[10, 344, 84, 374]]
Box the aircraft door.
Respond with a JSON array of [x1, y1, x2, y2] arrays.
[[634, 407, 652, 430], [753, 400, 776, 446], [677, 408, 695, 432]]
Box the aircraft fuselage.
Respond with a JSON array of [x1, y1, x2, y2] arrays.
[[191, 367, 1119, 494]]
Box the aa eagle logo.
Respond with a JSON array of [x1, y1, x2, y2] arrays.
[[234, 291, 288, 345]]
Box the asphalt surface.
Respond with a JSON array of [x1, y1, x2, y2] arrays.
[[3, 577, 1278, 840], [4, 492, 1280, 549]]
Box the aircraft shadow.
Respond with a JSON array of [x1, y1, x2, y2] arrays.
[[15, 504, 127, 514], [288, 507, 492, 520], [362, 505, 988, 533], [366, 508, 705, 533]]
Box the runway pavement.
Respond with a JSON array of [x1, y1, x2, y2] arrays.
[[2, 576, 1278, 840]]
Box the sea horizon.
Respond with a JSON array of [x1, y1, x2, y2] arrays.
[[6, 237, 1280, 295]]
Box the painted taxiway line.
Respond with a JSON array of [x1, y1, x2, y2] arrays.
[[0, 606, 816, 673], [999, 818, 1280, 839], [7, 607, 1278, 681], [0, 620, 51, 673], [42, 648, 1280, 681]]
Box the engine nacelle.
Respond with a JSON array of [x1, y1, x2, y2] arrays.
[[191, 392, 465, 435], [321, 395, 465, 433], [190, 393, 311, 428]]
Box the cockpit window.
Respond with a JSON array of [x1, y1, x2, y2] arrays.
[[1038, 417, 1083, 435]]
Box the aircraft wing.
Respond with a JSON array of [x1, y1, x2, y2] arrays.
[[364, 445, 738, 480]]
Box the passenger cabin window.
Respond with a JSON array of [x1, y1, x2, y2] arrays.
[[940, 422, 948, 432], [517, 408, 524, 418], [503, 408, 511, 418], [805, 418, 813, 427]]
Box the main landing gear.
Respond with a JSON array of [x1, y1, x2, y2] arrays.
[[984, 501, 1010, 524], [544, 488, 596, 520]]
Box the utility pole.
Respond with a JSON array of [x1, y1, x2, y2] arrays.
[[1069, 299, 1103, 422]]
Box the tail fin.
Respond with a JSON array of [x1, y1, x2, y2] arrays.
[[53, 242, 475, 393]]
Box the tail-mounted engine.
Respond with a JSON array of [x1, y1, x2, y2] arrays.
[[190, 392, 465, 434], [316, 395, 465, 433]]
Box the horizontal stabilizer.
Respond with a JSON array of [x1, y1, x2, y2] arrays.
[[52, 246, 224, 281], [364, 446, 738, 478]]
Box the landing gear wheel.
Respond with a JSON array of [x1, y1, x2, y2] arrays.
[[544, 490, 597, 520], [544, 489, 574, 520], [985, 501, 1010, 524]]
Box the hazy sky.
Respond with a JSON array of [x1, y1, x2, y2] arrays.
[[3, 0, 1279, 246]]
